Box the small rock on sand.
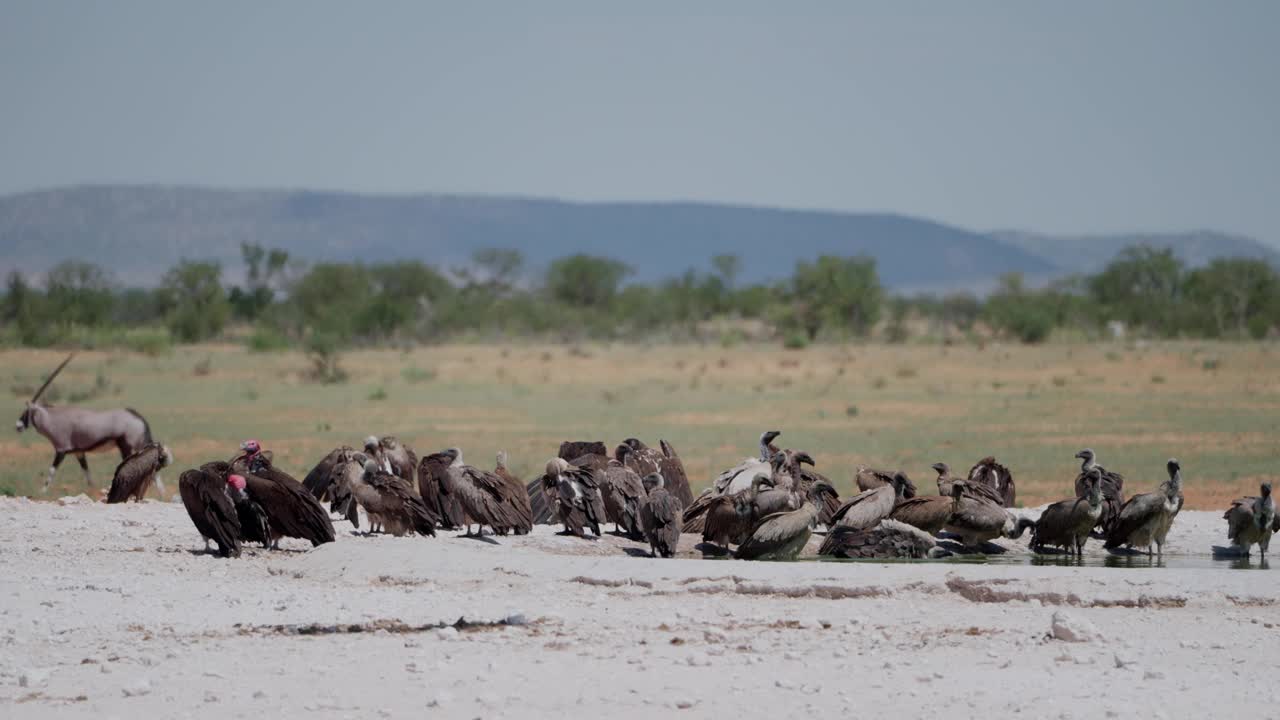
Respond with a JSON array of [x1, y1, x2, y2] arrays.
[[1050, 611, 1097, 643]]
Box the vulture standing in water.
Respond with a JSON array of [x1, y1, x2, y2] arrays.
[[600, 446, 646, 539], [640, 473, 683, 558], [1222, 483, 1278, 559], [622, 437, 694, 508], [933, 462, 1004, 506], [364, 436, 418, 483], [544, 457, 608, 537], [943, 483, 1017, 550], [178, 467, 242, 557], [735, 501, 818, 561], [856, 466, 918, 499], [702, 474, 777, 550], [1104, 459, 1184, 557], [967, 456, 1015, 508], [820, 520, 947, 559], [231, 442, 335, 548], [493, 452, 535, 534], [419, 451, 468, 531], [434, 448, 530, 536], [820, 474, 909, 555], [1015, 469, 1103, 555], [106, 443, 173, 503], [684, 432, 778, 533], [343, 459, 437, 536], [1074, 449, 1125, 534], [888, 492, 956, 536]]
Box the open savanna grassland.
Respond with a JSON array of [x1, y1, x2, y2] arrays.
[[2, 340, 1276, 508]]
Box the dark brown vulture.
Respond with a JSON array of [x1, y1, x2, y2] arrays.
[[600, 447, 646, 539], [494, 451, 535, 535], [236, 450, 335, 548], [178, 467, 241, 557], [544, 457, 608, 537], [106, 443, 173, 503], [1073, 449, 1125, 535], [345, 459, 437, 536], [198, 461, 269, 547], [735, 502, 817, 561], [820, 520, 943, 559], [559, 440, 609, 462], [640, 473, 683, 558], [967, 456, 1016, 508], [622, 438, 694, 508], [364, 436, 418, 483], [418, 451, 468, 530], [433, 448, 530, 536]]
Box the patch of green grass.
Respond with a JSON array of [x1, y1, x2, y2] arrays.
[[368, 387, 388, 402], [402, 365, 437, 384]]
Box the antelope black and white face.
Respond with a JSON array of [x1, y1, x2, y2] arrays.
[[16, 405, 30, 432]]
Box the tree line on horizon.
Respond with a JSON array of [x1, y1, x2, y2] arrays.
[[1, 244, 1277, 360]]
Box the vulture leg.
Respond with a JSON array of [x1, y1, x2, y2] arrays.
[[76, 453, 91, 487], [203, 538, 211, 553]]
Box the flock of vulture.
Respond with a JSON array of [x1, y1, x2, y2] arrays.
[[102, 431, 1278, 562]]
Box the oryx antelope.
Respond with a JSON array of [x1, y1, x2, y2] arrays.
[[15, 355, 156, 493]]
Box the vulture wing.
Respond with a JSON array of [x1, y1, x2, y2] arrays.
[[243, 472, 336, 547], [738, 504, 817, 560], [888, 495, 953, 535], [559, 441, 608, 462], [107, 444, 162, 504], [1103, 492, 1162, 549], [418, 453, 467, 529], [657, 440, 695, 507], [179, 468, 241, 557], [302, 447, 350, 500], [828, 485, 896, 531]]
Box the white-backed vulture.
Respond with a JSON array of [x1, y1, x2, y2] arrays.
[[344, 459, 437, 536], [436, 448, 530, 536], [363, 436, 418, 483], [494, 451, 535, 535], [545, 457, 608, 537], [1223, 483, 1278, 558], [820, 519, 946, 559], [106, 443, 173, 503], [888, 494, 955, 536], [178, 467, 242, 558], [703, 474, 775, 549], [418, 451, 468, 530], [933, 462, 1004, 505], [640, 473, 683, 558], [967, 456, 1015, 508], [1018, 469, 1103, 555], [829, 473, 908, 531], [943, 483, 1016, 549], [1074, 449, 1125, 534], [600, 447, 646, 540], [622, 438, 694, 507], [856, 466, 918, 499], [1104, 459, 1184, 557], [735, 502, 817, 561]]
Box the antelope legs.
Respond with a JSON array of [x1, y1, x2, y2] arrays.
[[76, 453, 91, 487], [42, 451, 66, 493]]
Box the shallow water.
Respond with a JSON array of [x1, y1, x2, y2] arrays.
[[814, 553, 1271, 570]]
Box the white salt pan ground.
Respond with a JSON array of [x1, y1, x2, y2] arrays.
[[1, 496, 1277, 719]]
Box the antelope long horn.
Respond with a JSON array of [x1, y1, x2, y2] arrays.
[[31, 353, 74, 403]]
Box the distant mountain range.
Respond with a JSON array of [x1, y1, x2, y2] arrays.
[[1, 185, 1276, 293]]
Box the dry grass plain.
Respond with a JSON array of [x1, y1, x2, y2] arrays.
[[3, 340, 1277, 508]]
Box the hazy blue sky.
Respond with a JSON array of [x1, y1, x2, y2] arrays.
[[2, 2, 1277, 243]]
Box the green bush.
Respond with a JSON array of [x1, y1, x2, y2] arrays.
[[247, 326, 291, 353]]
